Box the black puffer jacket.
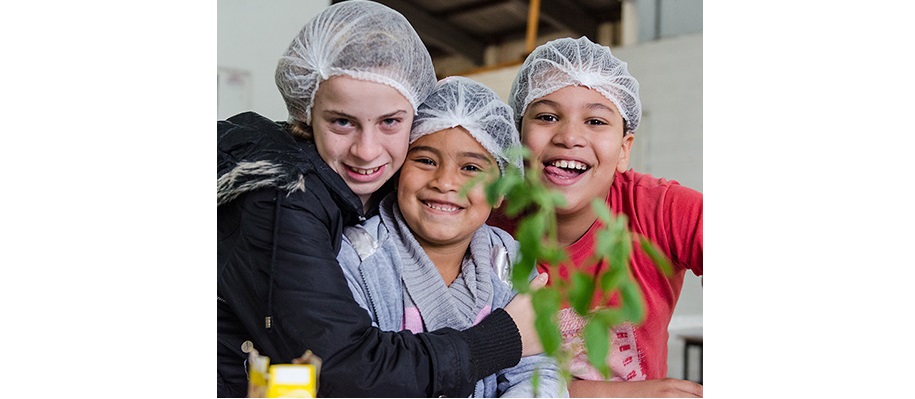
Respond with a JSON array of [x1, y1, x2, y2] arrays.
[[217, 112, 522, 397]]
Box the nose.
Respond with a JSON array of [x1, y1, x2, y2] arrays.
[[551, 120, 586, 148], [430, 164, 461, 192], [350, 129, 383, 161]]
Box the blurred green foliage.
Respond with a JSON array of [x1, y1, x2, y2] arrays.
[[480, 152, 673, 382]]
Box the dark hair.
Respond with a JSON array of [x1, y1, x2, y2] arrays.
[[287, 119, 313, 140]]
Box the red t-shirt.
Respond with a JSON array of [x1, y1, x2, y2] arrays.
[[488, 169, 702, 380]]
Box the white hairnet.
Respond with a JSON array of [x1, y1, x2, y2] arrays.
[[275, 0, 436, 126], [509, 36, 641, 133], [411, 76, 523, 176]]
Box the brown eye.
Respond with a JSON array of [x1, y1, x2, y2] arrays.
[[535, 114, 557, 122]]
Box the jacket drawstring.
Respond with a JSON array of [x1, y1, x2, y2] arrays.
[[266, 191, 284, 330]]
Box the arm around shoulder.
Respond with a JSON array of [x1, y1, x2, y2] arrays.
[[224, 187, 522, 397]]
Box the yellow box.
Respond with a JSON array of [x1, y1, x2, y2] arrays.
[[266, 364, 316, 398]]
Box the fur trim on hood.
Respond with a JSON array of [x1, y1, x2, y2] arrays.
[[217, 160, 305, 207]]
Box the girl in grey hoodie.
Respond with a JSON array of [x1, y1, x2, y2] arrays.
[[337, 77, 568, 398]]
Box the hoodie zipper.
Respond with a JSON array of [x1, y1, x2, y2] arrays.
[[358, 266, 382, 324]]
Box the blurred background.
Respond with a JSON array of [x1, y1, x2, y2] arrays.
[[218, 0, 703, 383]]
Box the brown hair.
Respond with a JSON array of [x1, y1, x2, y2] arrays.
[[287, 119, 313, 141]]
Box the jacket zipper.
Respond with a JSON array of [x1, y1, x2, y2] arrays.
[[358, 267, 382, 324]]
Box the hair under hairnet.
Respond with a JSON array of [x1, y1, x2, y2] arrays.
[[509, 36, 641, 133], [411, 76, 523, 176], [275, 0, 436, 126]]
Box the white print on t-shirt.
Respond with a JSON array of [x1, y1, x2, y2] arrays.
[[559, 308, 646, 381]]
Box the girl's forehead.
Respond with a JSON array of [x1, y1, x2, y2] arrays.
[[411, 127, 492, 157], [531, 86, 620, 112]]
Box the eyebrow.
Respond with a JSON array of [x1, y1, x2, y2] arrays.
[[322, 110, 356, 120], [527, 99, 560, 110], [528, 99, 618, 115], [379, 110, 408, 119], [409, 145, 494, 164], [585, 102, 617, 115], [322, 109, 408, 120]]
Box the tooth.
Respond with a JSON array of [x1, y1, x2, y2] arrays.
[[427, 202, 458, 212], [355, 167, 379, 175], [559, 160, 568, 168]]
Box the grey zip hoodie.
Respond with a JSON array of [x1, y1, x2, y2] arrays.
[[337, 195, 568, 397]]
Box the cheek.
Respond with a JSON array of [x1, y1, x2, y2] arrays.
[[389, 139, 411, 167], [521, 127, 549, 155], [314, 128, 348, 155], [312, 132, 335, 160], [397, 168, 421, 194], [468, 186, 489, 207]]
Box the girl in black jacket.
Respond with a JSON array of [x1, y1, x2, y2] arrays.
[[217, 2, 540, 397]]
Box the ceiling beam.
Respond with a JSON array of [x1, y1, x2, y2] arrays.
[[374, 0, 486, 65], [511, 0, 598, 39], [431, 0, 512, 18]]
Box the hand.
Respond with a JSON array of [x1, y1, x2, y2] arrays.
[[504, 272, 549, 356], [569, 378, 703, 398]]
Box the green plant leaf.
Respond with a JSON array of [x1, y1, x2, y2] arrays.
[[531, 366, 540, 398], [540, 244, 568, 265], [458, 172, 485, 199], [591, 198, 613, 224], [516, 212, 546, 244], [583, 317, 611, 378], [532, 288, 562, 356], [504, 192, 531, 216], [485, 177, 505, 207], [548, 191, 567, 208], [511, 257, 535, 293], [593, 308, 626, 327], [619, 282, 646, 323], [599, 266, 624, 295], [478, 149, 658, 387], [568, 271, 595, 316], [639, 236, 673, 276]]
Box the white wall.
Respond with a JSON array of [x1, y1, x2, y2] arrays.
[[217, 0, 330, 121], [633, 0, 703, 42], [617, 34, 703, 192]]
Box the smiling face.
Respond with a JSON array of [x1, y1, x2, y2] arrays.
[[397, 127, 500, 251], [521, 85, 634, 220], [311, 75, 413, 207]]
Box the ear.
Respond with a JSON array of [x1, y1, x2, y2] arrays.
[[616, 132, 635, 173], [492, 195, 504, 209]]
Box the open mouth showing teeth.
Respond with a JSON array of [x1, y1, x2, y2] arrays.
[[548, 160, 589, 170], [423, 201, 461, 212], [544, 159, 590, 176], [350, 166, 381, 175]]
